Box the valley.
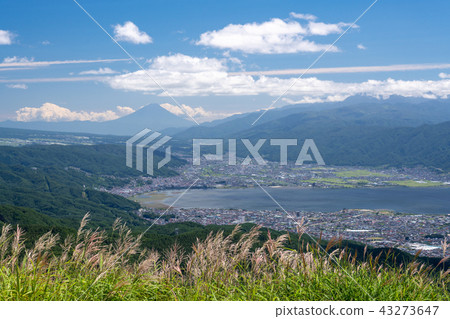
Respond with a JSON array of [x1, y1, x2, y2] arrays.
[[2, 1, 450, 304], [1, 97, 449, 266]]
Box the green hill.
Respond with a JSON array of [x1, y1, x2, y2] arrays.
[[237, 120, 450, 170], [0, 144, 185, 229]]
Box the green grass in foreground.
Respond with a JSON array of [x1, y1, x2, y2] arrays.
[[0, 215, 448, 301]]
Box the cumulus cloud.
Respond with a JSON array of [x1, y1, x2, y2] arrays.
[[79, 67, 118, 75], [307, 21, 352, 36], [197, 18, 332, 54], [113, 21, 152, 44], [357, 44, 367, 50], [116, 106, 135, 115], [108, 53, 240, 96], [16, 103, 135, 122], [6, 83, 27, 89], [0, 30, 15, 45], [289, 12, 317, 21], [439, 73, 450, 79], [106, 53, 450, 101], [160, 103, 239, 122], [149, 54, 226, 72], [196, 15, 355, 54]]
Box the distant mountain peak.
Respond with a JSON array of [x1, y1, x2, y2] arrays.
[[342, 94, 380, 104], [0, 103, 194, 136], [140, 103, 165, 110]]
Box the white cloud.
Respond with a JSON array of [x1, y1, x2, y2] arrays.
[[196, 14, 357, 54], [196, 18, 342, 54], [0, 30, 15, 45], [116, 106, 135, 115], [4, 51, 450, 104], [439, 73, 450, 79], [289, 12, 317, 21], [357, 44, 367, 50], [227, 56, 242, 67], [149, 54, 226, 72], [79, 67, 118, 75], [307, 21, 352, 36], [160, 103, 240, 122], [113, 21, 152, 44], [0, 76, 108, 84], [231, 63, 450, 76], [3, 56, 34, 63], [108, 53, 254, 96], [106, 53, 450, 101], [16, 103, 135, 122], [0, 58, 128, 68], [41, 40, 50, 45], [0, 67, 34, 72], [160, 103, 187, 116], [6, 83, 28, 89]]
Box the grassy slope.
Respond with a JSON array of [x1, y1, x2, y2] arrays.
[[0, 219, 447, 301]]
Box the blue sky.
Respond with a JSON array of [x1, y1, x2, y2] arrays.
[[1, 0, 450, 123]]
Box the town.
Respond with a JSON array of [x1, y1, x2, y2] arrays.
[[139, 206, 449, 258], [107, 160, 450, 196], [103, 161, 450, 258]]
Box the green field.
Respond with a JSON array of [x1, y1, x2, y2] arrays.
[[335, 169, 389, 178], [388, 180, 445, 187]]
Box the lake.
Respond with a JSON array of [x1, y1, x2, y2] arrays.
[[158, 187, 450, 215]]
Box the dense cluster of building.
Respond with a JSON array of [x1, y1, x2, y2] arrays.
[[141, 207, 449, 258]]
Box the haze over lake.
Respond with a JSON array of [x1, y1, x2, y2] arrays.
[[160, 187, 450, 215]]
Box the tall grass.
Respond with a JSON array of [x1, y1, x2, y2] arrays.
[[0, 214, 448, 301]]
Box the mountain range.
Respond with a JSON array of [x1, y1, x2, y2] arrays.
[[170, 95, 450, 170], [174, 95, 450, 139], [3, 96, 450, 138], [2, 95, 450, 170]]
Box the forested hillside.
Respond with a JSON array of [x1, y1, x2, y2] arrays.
[[0, 144, 184, 231], [171, 98, 450, 170], [239, 120, 450, 170]]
